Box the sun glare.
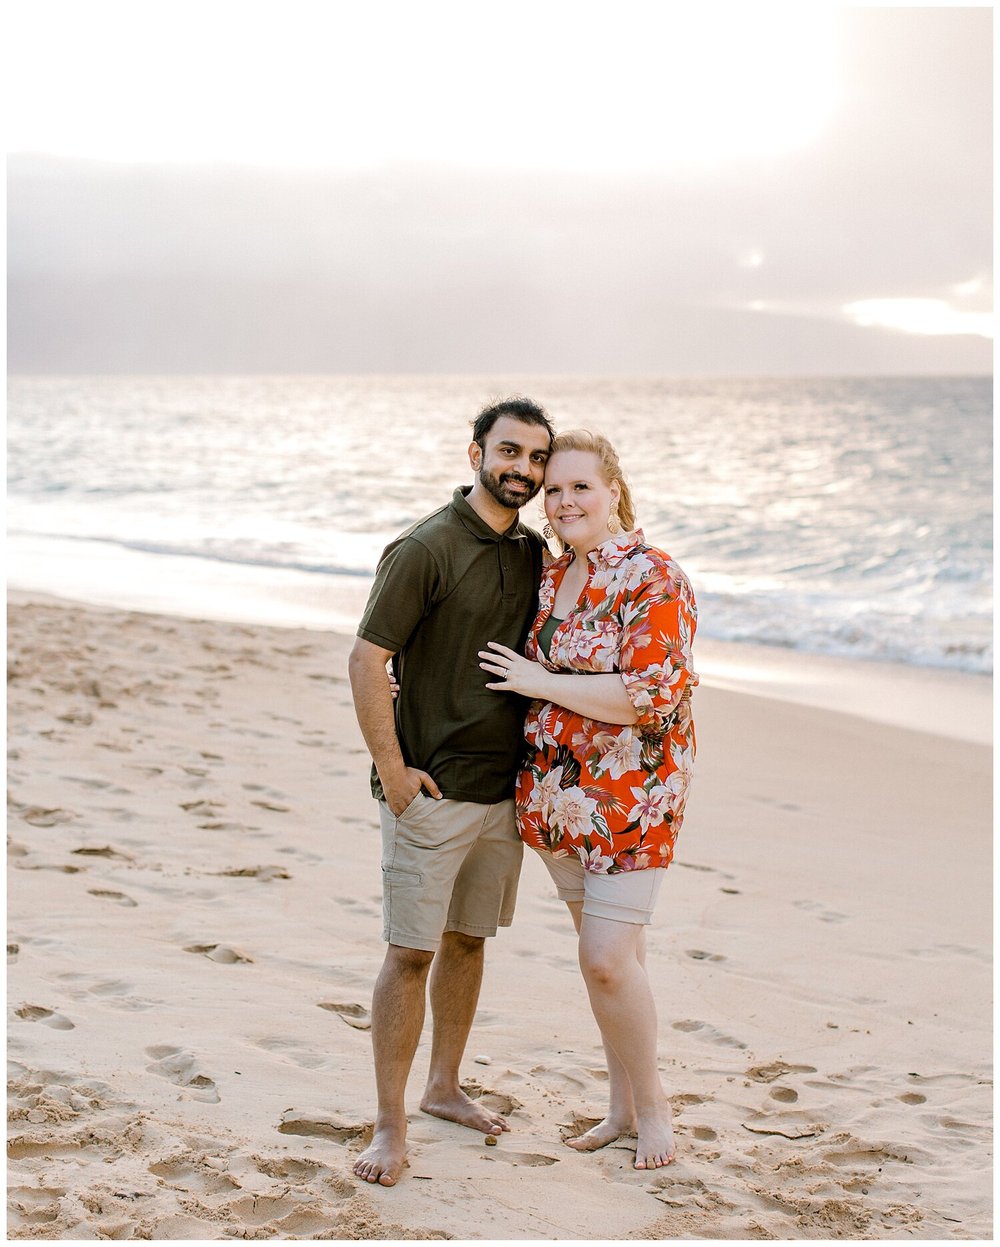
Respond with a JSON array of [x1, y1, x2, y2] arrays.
[[7, 1, 838, 171], [843, 299, 994, 339]]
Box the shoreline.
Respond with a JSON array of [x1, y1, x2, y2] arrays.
[[7, 593, 992, 1239], [7, 559, 992, 746]]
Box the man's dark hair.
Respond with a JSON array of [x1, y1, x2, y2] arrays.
[[471, 396, 555, 448]]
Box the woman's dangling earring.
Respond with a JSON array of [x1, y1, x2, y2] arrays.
[[542, 522, 555, 540], [607, 506, 622, 535]]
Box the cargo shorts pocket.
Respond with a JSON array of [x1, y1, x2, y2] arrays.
[[394, 791, 438, 824], [382, 866, 421, 887]]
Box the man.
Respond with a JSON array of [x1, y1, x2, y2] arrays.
[[348, 396, 554, 1187]]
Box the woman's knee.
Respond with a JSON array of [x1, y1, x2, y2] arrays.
[[579, 945, 628, 988], [579, 923, 641, 988]]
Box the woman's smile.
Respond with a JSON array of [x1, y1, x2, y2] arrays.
[[544, 448, 621, 551]]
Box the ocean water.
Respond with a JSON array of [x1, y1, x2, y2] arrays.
[[7, 374, 992, 674]]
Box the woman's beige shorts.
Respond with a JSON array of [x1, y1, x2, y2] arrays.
[[533, 849, 665, 925], [378, 794, 522, 952]]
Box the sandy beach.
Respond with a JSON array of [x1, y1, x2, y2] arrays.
[[7, 591, 992, 1240]]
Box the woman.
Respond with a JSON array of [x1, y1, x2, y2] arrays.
[[479, 429, 697, 1171]]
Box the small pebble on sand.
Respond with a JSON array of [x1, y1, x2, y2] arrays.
[[474, 1055, 491, 1065], [484, 1134, 498, 1146]]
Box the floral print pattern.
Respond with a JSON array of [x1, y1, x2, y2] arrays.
[[517, 530, 698, 873]]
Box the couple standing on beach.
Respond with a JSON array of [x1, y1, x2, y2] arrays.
[[348, 397, 698, 1187]]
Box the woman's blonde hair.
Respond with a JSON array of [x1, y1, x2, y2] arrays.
[[548, 428, 637, 531]]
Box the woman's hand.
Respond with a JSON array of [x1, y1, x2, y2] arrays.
[[479, 642, 549, 698]]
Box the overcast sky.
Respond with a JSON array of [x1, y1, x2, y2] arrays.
[[7, 2, 992, 374]]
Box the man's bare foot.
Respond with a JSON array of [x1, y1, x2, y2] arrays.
[[353, 1116, 407, 1186], [564, 1115, 636, 1152], [633, 1099, 676, 1170], [420, 1087, 509, 1135]]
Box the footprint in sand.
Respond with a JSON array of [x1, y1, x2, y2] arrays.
[[72, 845, 135, 861], [671, 1019, 747, 1049], [746, 1061, 817, 1083], [278, 847, 324, 864], [318, 1002, 371, 1030], [252, 1155, 341, 1185], [57, 709, 94, 726], [215, 1193, 334, 1236], [145, 1045, 220, 1102], [559, 1112, 605, 1141], [336, 896, 380, 916], [87, 889, 138, 907], [770, 1086, 799, 1103], [272, 644, 315, 658], [94, 738, 133, 754], [215, 865, 291, 881], [16, 806, 77, 827], [904, 1071, 980, 1088], [905, 943, 990, 964], [646, 1174, 710, 1206], [278, 1108, 368, 1142], [148, 1156, 239, 1195], [88, 806, 136, 824], [742, 1110, 825, 1140], [484, 1150, 559, 1167], [459, 1082, 522, 1114], [530, 1064, 589, 1092], [183, 943, 253, 964], [81, 979, 155, 1012], [821, 1137, 913, 1167], [8, 943, 20, 962], [898, 1092, 926, 1105], [15, 862, 85, 874], [15, 1005, 75, 1030], [685, 949, 725, 962], [253, 1037, 329, 1070], [7, 1184, 67, 1230], [179, 800, 224, 817], [670, 1092, 707, 1110], [793, 899, 847, 923]]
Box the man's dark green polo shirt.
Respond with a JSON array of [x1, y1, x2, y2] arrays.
[[357, 487, 544, 804]]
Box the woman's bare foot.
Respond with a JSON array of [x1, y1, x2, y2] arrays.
[[633, 1099, 676, 1170], [419, 1086, 509, 1134], [564, 1115, 636, 1152], [353, 1115, 408, 1186]]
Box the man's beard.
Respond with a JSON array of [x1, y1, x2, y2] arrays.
[[478, 466, 540, 509]]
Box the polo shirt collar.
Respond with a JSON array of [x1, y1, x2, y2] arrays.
[[451, 486, 531, 543]]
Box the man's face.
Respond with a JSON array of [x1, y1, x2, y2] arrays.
[[471, 416, 551, 509]]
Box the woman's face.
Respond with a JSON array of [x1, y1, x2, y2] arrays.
[[543, 449, 621, 552]]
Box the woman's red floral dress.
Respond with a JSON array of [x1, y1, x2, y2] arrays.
[[517, 530, 698, 873]]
